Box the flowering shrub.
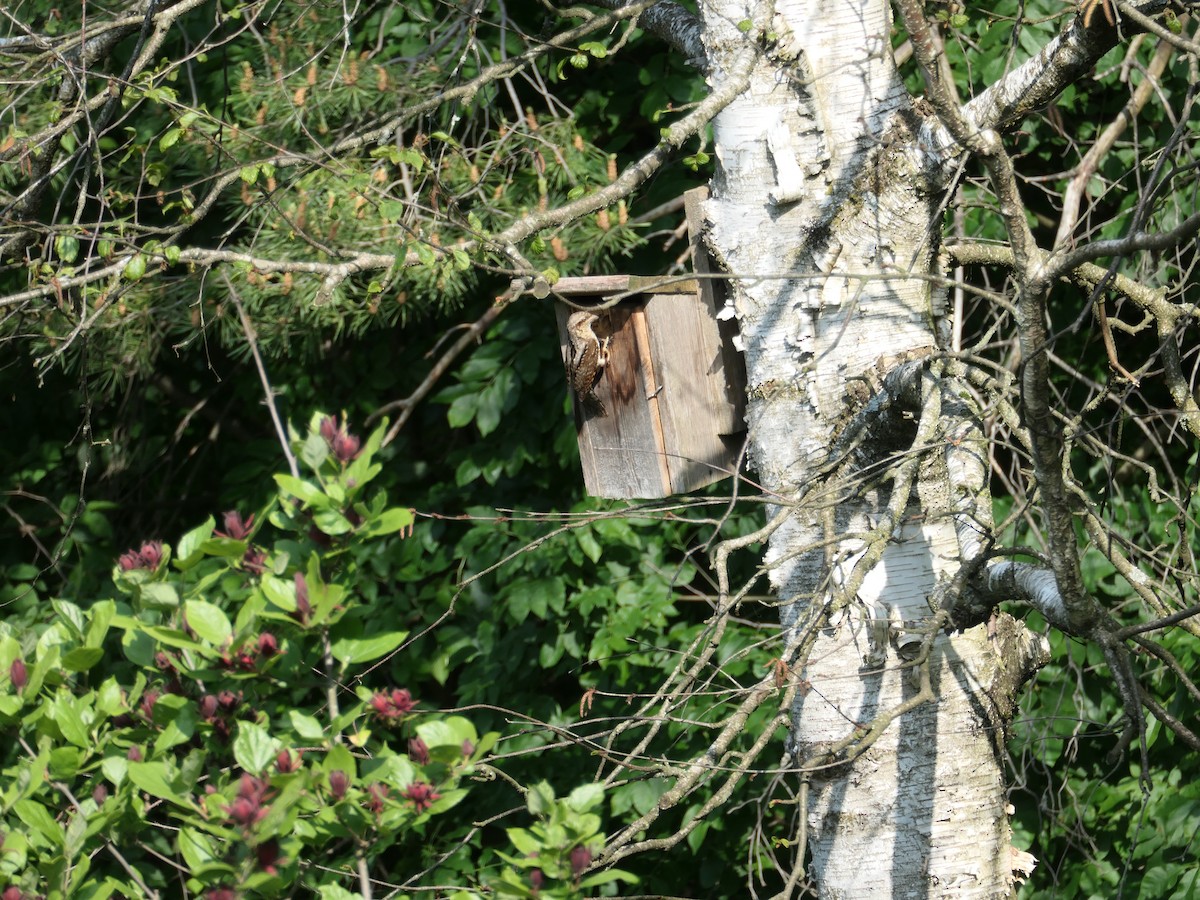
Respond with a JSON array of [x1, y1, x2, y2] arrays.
[[493, 782, 635, 898], [0, 415, 496, 897]]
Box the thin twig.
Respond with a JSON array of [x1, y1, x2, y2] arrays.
[[223, 274, 301, 479]]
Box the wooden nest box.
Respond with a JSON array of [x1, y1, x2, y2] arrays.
[[553, 188, 746, 499]]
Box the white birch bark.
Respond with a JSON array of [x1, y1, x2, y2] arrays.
[[698, 1, 1048, 895]]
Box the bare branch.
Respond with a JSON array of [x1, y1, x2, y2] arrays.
[[964, 0, 1176, 134], [589, 0, 704, 61]]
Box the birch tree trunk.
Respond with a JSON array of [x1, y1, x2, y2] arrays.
[[699, 1, 1048, 895]]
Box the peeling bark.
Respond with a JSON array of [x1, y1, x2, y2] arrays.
[[697, 0, 1047, 894]]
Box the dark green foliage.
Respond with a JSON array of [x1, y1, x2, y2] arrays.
[[0, 1, 665, 392], [0, 416, 479, 895], [3, 0, 1199, 896]]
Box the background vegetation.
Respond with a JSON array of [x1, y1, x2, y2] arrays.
[[1, 0, 1197, 897]]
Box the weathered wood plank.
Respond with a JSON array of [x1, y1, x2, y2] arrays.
[[556, 303, 669, 498], [644, 292, 740, 493], [550, 187, 745, 498], [554, 275, 699, 297]]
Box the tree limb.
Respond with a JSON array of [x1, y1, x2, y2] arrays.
[[964, 0, 1174, 134]]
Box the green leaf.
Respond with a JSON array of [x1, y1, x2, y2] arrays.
[[96, 677, 125, 716], [159, 127, 183, 150], [539, 641, 563, 667], [475, 382, 505, 437], [139, 625, 206, 654], [85, 600, 115, 648], [290, 710, 326, 740], [577, 529, 602, 563], [274, 474, 329, 507], [234, 721, 280, 774], [317, 886, 360, 900], [527, 781, 555, 816], [101, 757, 128, 787], [416, 716, 477, 749], [153, 695, 197, 753], [128, 761, 192, 808], [52, 598, 86, 638], [55, 233, 79, 263], [505, 827, 541, 855], [364, 506, 415, 537], [14, 799, 64, 847], [49, 746, 84, 779], [299, 430, 331, 470], [447, 394, 477, 428], [138, 581, 180, 610], [175, 516, 215, 568], [62, 647, 104, 672], [64, 812, 89, 864], [123, 253, 147, 281], [178, 828, 218, 871], [51, 694, 91, 748], [323, 743, 357, 779], [578, 869, 639, 888], [331, 630, 409, 664], [313, 508, 353, 535], [184, 599, 232, 646], [566, 783, 604, 813]]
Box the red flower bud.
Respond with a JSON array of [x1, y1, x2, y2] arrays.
[[224, 775, 270, 829], [275, 750, 301, 773], [241, 547, 267, 575], [366, 782, 389, 815], [127, 746, 143, 762], [9, 658, 27, 692], [401, 781, 440, 812], [140, 541, 164, 569], [319, 416, 339, 444], [408, 737, 430, 766], [320, 416, 362, 463], [140, 689, 160, 720], [218, 511, 254, 541], [369, 688, 417, 724], [119, 540, 164, 571], [226, 797, 258, 826], [255, 838, 282, 875], [569, 845, 592, 876], [329, 770, 349, 800], [293, 572, 311, 625], [92, 783, 109, 805], [332, 432, 361, 464], [257, 633, 279, 657], [199, 694, 219, 721]]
